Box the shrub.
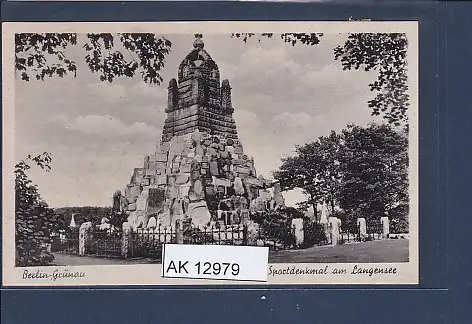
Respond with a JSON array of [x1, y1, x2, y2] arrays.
[[15, 154, 58, 267], [302, 218, 327, 248]]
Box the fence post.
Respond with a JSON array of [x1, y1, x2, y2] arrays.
[[380, 217, 390, 239], [121, 222, 131, 258], [328, 217, 340, 245], [357, 218, 367, 240], [291, 218, 304, 248], [78, 222, 93, 256], [175, 220, 183, 244]]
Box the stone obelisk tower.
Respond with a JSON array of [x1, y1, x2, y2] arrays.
[[115, 35, 285, 230]]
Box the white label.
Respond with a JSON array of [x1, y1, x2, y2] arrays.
[[162, 244, 269, 282]]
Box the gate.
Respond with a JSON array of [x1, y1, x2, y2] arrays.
[[256, 223, 296, 251], [89, 227, 122, 258], [184, 224, 247, 246], [51, 228, 79, 255], [129, 226, 176, 258], [366, 221, 383, 240], [339, 222, 361, 244]]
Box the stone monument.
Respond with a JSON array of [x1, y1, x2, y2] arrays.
[[113, 35, 286, 230]]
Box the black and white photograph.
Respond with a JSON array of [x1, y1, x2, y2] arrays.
[[3, 22, 418, 285]]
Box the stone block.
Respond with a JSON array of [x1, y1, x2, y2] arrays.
[[244, 177, 262, 188], [195, 144, 204, 156], [214, 177, 231, 188], [234, 177, 245, 195], [156, 175, 167, 185], [144, 155, 150, 169], [160, 141, 170, 152], [381, 217, 390, 238], [166, 183, 179, 199], [181, 163, 192, 173], [131, 168, 145, 184], [234, 146, 244, 154], [233, 159, 245, 166], [149, 153, 168, 163], [205, 186, 215, 196], [171, 198, 185, 218], [209, 161, 219, 176], [179, 184, 191, 197], [190, 179, 205, 200], [172, 162, 181, 169], [206, 147, 217, 157], [220, 150, 229, 159], [147, 217, 157, 229], [291, 218, 304, 247], [234, 166, 250, 174], [202, 177, 213, 186], [147, 187, 166, 212], [145, 169, 155, 177], [188, 200, 212, 227], [136, 198, 147, 211], [175, 174, 189, 185], [79, 222, 93, 256], [191, 129, 202, 144]]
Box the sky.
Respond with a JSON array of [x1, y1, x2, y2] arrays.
[[15, 33, 383, 208]]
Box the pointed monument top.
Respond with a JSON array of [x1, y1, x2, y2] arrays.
[[193, 34, 204, 49]]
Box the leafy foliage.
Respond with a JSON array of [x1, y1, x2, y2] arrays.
[[302, 218, 327, 248], [54, 206, 113, 228], [83, 33, 171, 84], [334, 33, 409, 125], [15, 152, 58, 266], [274, 123, 409, 231], [231, 33, 322, 46], [15, 33, 172, 85], [338, 123, 409, 225], [15, 33, 78, 81], [274, 131, 342, 214]]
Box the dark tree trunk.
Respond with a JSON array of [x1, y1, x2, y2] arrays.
[[310, 193, 318, 223]]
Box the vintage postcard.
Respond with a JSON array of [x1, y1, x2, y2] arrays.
[[2, 21, 418, 285]]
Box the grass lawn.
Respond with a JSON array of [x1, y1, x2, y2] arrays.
[[268, 239, 409, 263]]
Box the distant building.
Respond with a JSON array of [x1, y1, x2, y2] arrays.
[[69, 213, 77, 228]]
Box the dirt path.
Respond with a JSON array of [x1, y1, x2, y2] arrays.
[[52, 253, 159, 266]]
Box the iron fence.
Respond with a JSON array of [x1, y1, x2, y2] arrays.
[[88, 227, 122, 258], [339, 223, 361, 244], [129, 225, 176, 258], [366, 221, 383, 240], [183, 224, 247, 246], [50, 228, 79, 255], [255, 224, 296, 251]]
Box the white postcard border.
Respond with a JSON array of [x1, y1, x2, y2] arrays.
[[2, 21, 419, 286]]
